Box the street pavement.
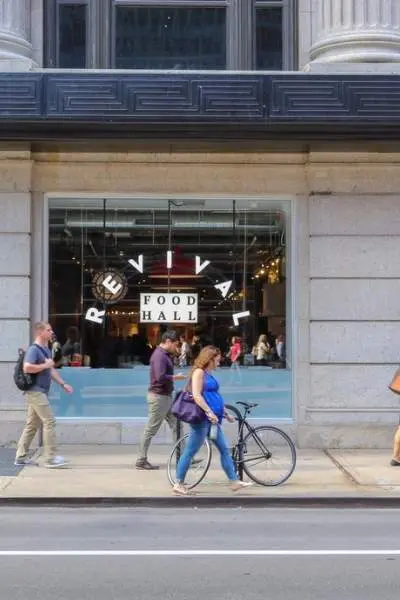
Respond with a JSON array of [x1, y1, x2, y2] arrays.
[[0, 507, 400, 599], [0, 444, 399, 501]]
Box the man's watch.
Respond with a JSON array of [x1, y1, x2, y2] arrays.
[[60, 382, 66, 389]]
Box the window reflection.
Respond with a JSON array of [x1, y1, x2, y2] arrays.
[[115, 7, 226, 69], [58, 3, 87, 68], [256, 7, 283, 70]]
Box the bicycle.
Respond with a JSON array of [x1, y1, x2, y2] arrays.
[[167, 401, 296, 489]]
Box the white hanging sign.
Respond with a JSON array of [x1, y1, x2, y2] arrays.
[[140, 293, 198, 323]]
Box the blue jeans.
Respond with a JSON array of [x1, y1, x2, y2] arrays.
[[176, 420, 238, 483]]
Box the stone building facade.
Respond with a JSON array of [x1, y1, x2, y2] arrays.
[[0, 0, 400, 448]]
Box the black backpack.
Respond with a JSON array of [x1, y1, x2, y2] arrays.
[[13, 345, 48, 392], [14, 348, 35, 391]]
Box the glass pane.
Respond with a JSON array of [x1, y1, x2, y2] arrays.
[[115, 7, 226, 69], [58, 3, 87, 68], [256, 7, 283, 70], [48, 199, 291, 420]]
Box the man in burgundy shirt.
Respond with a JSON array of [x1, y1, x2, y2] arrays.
[[136, 330, 185, 470]]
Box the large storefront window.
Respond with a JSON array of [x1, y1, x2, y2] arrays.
[[48, 197, 291, 419]]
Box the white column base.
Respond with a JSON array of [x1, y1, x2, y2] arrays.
[[310, 31, 400, 64], [0, 30, 34, 71], [305, 62, 400, 74]]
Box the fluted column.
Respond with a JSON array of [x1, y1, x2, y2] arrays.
[[310, 0, 400, 63], [0, 0, 34, 70]]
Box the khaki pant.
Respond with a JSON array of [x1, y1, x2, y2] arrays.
[[16, 391, 56, 462], [138, 392, 177, 460]]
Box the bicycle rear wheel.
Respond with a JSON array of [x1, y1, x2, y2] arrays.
[[167, 433, 212, 490], [242, 426, 296, 486]]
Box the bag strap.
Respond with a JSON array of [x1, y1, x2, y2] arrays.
[[183, 367, 205, 393], [32, 343, 49, 360]]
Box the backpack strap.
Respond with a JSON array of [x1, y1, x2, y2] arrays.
[[31, 343, 49, 361]]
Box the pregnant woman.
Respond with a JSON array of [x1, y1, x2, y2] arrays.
[[173, 345, 253, 496]]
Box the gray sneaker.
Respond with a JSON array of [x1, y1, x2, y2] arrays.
[[44, 455, 68, 469], [136, 459, 159, 470], [14, 457, 39, 467]]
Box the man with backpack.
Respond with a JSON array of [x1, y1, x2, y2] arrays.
[[14, 321, 73, 468]]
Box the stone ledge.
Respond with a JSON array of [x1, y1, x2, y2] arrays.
[[298, 425, 394, 449]]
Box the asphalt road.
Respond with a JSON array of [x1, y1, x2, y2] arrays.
[[1, 507, 400, 599]]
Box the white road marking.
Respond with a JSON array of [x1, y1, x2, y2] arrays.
[[0, 550, 399, 557]]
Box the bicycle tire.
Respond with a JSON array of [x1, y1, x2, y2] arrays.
[[167, 433, 212, 490], [224, 404, 243, 423], [242, 425, 296, 486]]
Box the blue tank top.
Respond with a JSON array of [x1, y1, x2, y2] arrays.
[[203, 372, 224, 422]]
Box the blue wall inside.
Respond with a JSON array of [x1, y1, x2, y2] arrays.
[[49, 366, 292, 419]]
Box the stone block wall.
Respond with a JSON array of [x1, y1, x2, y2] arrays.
[[299, 174, 400, 447], [0, 141, 400, 448], [0, 146, 32, 443]]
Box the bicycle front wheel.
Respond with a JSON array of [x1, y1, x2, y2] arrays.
[[167, 433, 212, 490], [242, 426, 296, 486]]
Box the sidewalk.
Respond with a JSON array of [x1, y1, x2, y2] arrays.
[[1, 445, 400, 504]]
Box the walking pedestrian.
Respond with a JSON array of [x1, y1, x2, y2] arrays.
[[136, 330, 185, 470], [173, 345, 253, 495], [14, 321, 73, 468]]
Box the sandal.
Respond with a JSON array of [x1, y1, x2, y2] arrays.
[[231, 481, 254, 492], [173, 483, 190, 496]]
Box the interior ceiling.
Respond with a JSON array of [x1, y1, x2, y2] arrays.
[[50, 208, 286, 260], [49, 206, 286, 313]]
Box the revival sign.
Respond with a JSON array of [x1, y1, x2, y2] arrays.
[[140, 293, 198, 323], [84, 252, 250, 326]]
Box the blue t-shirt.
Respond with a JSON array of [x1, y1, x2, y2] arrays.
[[24, 344, 51, 393], [203, 372, 225, 423]]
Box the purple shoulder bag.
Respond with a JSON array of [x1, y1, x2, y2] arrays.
[[171, 380, 205, 424]]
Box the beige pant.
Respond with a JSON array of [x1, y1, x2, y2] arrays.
[[16, 391, 56, 462], [138, 392, 177, 460]]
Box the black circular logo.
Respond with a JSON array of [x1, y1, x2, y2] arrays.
[[92, 270, 128, 304]]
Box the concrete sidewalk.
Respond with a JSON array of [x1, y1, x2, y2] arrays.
[[0, 445, 399, 504]]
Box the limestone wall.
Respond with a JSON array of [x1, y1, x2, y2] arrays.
[[1, 141, 400, 447]]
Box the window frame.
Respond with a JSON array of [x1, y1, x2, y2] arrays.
[[45, 0, 297, 70]]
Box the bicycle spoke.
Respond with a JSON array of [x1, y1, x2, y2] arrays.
[[242, 426, 296, 486]]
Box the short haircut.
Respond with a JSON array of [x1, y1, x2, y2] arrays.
[[161, 330, 178, 343], [34, 321, 49, 333]]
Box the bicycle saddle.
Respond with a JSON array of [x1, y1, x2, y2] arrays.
[[236, 401, 259, 409]]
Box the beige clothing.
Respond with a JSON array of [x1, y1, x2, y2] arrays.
[[16, 391, 56, 462], [256, 341, 269, 361], [138, 392, 177, 460]]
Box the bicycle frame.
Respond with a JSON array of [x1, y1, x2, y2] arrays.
[[229, 405, 271, 481]]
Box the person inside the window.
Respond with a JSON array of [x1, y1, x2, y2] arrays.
[[61, 326, 81, 366]]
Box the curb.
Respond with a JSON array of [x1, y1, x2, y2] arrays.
[[0, 496, 399, 508]]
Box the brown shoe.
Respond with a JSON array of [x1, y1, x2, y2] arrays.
[[136, 459, 160, 470]]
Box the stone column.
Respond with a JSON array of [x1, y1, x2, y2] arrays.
[[309, 0, 400, 64], [0, 0, 34, 70]]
